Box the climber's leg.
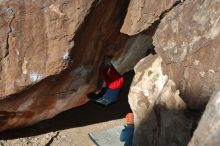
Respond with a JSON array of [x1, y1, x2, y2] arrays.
[[87, 87, 107, 101], [95, 88, 121, 106]]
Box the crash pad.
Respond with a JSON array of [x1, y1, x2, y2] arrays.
[[88, 126, 124, 146]]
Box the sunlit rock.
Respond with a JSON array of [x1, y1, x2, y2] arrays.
[[128, 55, 192, 146], [154, 0, 220, 109], [121, 0, 181, 35]]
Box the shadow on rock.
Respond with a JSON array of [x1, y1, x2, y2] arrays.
[[0, 71, 134, 140], [133, 104, 202, 146]]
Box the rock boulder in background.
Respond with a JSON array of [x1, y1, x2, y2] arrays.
[[125, 0, 220, 145], [120, 0, 181, 35], [128, 55, 192, 146], [154, 0, 220, 109], [0, 0, 95, 97]]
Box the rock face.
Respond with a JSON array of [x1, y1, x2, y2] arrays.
[[1, 1, 220, 146], [120, 0, 181, 35], [128, 55, 192, 146], [0, 0, 97, 131], [125, 0, 220, 145], [112, 34, 153, 74], [0, 0, 95, 97], [0, 0, 136, 131], [188, 91, 220, 146], [153, 0, 220, 109], [122, 0, 220, 109]]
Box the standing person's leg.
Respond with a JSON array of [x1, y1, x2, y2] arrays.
[[120, 113, 134, 146], [120, 124, 134, 146]]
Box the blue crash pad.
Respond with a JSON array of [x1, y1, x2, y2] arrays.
[[88, 126, 124, 146]]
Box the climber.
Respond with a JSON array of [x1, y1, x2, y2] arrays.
[[87, 57, 124, 106], [120, 113, 134, 146]]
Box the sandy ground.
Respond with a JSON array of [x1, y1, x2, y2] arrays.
[[0, 100, 130, 146], [0, 72, 134, 146], [50, 119, 125, 146], [0, 118, 125, 146]]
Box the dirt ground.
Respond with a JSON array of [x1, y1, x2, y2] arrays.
[[0, 118, 125, 146], [0, 102, 129, 146], [0, 72, 134, 146]]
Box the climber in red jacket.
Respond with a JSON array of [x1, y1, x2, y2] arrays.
[[87, 61, 124, 106]]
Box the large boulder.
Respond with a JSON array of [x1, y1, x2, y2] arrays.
[[120, 0, 181, 36], [126, 0, 220, 145], [128, 55, 193, 146], [188, 91, 220, 146], [0, 0, 136, 131], [153, 0, 220, 109], [121, 0, 220, 145], [0, 0, 97, 97]]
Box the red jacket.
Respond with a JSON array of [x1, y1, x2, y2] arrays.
[[101, 65, 124, 89]]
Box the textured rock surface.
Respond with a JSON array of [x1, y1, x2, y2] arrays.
[[0, 0, 95, 131], [124, 0, 220, 145], [112, 34, 153, 74], [0, 0, 95, 97], [128, 55, 192, 146], [120, 0, 180, 35], [154, 0, 220, 109], [0, 0, 134, 131], [188, 91, 220, 146]]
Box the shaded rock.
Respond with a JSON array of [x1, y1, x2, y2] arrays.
[[153, 0, 220, 109], [0, 0, 96, 97], [128, 55, 192, 146], [112, 34, 153, 74], [0, 0, 96, 131], [0, 0, 133, 131], [120, 0, 181, 36], [188, 91, 220, 146]]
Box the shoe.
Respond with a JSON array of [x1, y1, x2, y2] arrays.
[[94, 97, 118, 106], [87, 88, 107, 101], [95, 97, 112, 106], [87, 93, 102, 101]]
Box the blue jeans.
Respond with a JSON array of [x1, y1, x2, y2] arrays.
[[102, 88, 120, 103], [88, 88, 120, 106]]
